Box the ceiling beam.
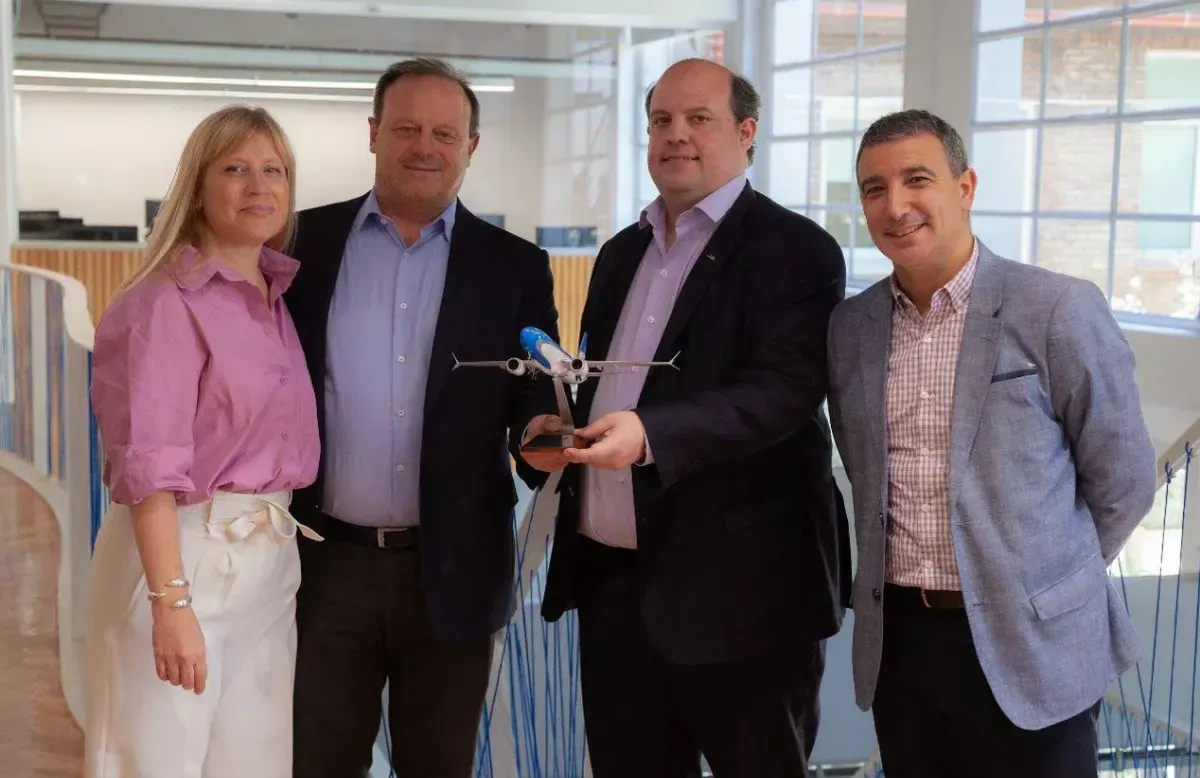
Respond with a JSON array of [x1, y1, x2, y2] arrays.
[[15, 35, 618, 79], [59, 0, 738, 28]]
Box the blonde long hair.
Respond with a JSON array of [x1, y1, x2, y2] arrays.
[[119, 104, 298, 293]]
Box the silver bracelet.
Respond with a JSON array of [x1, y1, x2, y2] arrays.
[[147, 575, 190, 603]]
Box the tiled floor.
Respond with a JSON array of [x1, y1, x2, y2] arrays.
[[0, 468, 85, 776]]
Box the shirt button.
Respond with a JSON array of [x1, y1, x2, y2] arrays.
[[279, 375, 289, 384], [631, 366, 639, 373], [397, 409, 406, 417], [397, 356, 406, 364], [920, 447, 929, 455], [647, 316, 656, 324], [395, 464, 405, 472], [617, 475, 626, 484], [263, 324, 272, 335], [920, 389, 930, 399], [660, 269, 668, 276], [281, 432, 289, 441], [921, 504, 930, 513], [400, 302, 408, 310]]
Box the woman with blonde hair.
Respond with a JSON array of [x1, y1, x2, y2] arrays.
[[84, 104, 321, 778]]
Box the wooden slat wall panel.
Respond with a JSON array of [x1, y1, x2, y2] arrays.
[[12, 246, 598, 351], [13, 245, 143, 325], [548, 254, 595, 356]]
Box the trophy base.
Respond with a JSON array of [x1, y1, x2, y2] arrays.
[[521, 433, 586, 453]]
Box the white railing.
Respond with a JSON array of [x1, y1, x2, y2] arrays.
[[0, 260, 97, 725]]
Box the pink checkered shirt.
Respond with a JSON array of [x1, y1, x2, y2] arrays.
[[884, 240, 979, 592]]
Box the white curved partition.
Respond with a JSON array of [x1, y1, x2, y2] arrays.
[[0, 261, 97, 727]]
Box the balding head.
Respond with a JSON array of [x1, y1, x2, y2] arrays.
[[645, 59, 761, 163], [643, 59, 759, 219]]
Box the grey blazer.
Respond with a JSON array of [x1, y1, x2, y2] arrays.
[[827, 242, 1157, 731]]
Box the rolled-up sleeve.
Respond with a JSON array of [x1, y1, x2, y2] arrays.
[[90, 279, 204, 505]]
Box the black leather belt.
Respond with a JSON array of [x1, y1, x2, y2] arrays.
[[885, 583, 965, 610], [318, 514, 419, 551]]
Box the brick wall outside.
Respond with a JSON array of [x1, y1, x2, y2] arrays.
[[1016, 25, 1200, 319]]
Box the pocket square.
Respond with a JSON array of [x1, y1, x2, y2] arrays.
[[991, 366, 1038, 383]]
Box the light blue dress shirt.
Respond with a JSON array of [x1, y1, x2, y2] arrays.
[[321, 191, 456, 527]]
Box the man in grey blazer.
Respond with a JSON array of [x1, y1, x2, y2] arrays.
[[827, 109, 1157, 777]]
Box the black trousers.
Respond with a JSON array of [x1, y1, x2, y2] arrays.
[[575, 537, 825, 778], [292, 529, 493, 778], [873, 584, 1101, 778]]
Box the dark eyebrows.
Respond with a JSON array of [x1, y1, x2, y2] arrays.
[[858, 165, 939, 191]]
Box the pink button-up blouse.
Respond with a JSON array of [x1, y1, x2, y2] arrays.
[[90, 245, 320, 506]]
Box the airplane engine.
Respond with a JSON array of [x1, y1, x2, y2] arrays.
[[567, 358, 588, 384], [505, 357, 527, 376]]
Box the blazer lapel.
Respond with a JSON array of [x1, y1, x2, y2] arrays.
[[652, 183, 756, 363], [857, 281, 894, 504], [949, 247, 1004, 507], [424, 203, 486, 416]]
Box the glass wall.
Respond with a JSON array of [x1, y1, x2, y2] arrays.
[[972, 1, 1200, 325], [767, 0, 906, 284]]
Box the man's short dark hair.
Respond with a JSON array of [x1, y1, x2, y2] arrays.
[[857, 109, 969, 179], [373, 57, 481, 138], [643, 61, 762, 164]]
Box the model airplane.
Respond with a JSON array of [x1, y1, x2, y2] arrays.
[[452, 326, 678, 385], [452, 326, 678, 451]]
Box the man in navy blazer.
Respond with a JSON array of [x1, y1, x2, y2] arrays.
[[827, 109, 1157, 776]]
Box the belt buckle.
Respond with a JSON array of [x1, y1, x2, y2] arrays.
[[376, 527, 388, 549]]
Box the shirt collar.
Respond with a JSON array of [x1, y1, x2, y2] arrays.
[[354, 188, 457, 244], [172, 243, 301, 296], [639, 172, 747, 234], [890, 237, 980, 314]]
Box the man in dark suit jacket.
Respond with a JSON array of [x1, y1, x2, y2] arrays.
[[538, 58, 851, 778], [283, 58, 560, 777]]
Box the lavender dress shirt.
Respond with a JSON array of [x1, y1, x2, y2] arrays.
[[321, 191, 456, 527], [579, 173, 746, 548]]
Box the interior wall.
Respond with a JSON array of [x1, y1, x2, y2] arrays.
[[15, 82, 548, 242]]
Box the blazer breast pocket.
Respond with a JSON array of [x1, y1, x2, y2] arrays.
[[991, 366, 1038, 384]]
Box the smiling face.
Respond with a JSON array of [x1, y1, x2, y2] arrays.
[[369, 73, 479, 213], [646, 60, 755, 212], [856, 132, 977, 273], [199, 130, 289, 249]]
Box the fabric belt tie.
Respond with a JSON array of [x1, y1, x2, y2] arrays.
[[205, 498, 324, 573]]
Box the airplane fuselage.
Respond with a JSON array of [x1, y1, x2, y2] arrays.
[[520, 326, 587, 382]]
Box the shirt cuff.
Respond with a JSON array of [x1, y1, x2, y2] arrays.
[[636, 438, 654, 466]]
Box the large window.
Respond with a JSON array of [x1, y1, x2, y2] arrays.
[[767, 0, 906, 284], [971, 1, 1200, 325]]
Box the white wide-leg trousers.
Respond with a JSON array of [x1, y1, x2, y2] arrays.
[[83, 490, 320, 778]]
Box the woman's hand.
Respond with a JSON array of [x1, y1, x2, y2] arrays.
[[152, 599, 207, 695]]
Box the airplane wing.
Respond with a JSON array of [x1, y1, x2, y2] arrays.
[[453, 359, 511, 368], [452, 356, 540, 370], [586, 352, 680, 371]]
